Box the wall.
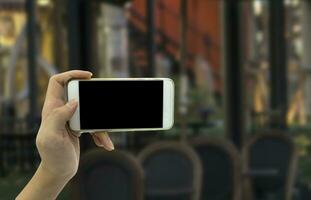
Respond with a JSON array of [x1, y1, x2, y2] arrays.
[[130, 0, 221, 71]]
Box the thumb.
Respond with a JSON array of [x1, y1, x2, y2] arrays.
[[52, 99, 78, 126]]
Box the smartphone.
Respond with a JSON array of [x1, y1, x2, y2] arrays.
[[67, 78, 174, 133]]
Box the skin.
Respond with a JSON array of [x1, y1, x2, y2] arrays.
[[16, 70, 114, 200]]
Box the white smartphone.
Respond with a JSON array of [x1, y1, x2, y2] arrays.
[[66, 78, 174, 133]]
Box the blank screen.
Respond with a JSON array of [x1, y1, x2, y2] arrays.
[[79, 80, 163, 129]]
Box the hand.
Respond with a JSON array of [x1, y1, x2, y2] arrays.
[[37, 70, 114, 181], [17, 70, 114, 200]]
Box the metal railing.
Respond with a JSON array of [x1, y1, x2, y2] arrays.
[[0, 118, 39, 176]]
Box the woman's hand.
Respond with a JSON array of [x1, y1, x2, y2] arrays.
[[37, 70, 114, 180], [17, 70, 114, 200]]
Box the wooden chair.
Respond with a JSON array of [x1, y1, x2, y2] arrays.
[[191, 137, 242, 200], [138, 141, 202, 200], [70, 149, 144, 200], [243, 132, 298, 200]]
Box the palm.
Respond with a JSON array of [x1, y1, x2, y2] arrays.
[[39, 95, 81, 177], [38, 112, 80, 178]]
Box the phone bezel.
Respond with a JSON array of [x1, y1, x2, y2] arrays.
[[67, 78, 174, 133]]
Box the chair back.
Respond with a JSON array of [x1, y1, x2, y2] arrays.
[[243, 132, 298, 200], [191, 137, 241, 200], [138, 142, 202, 200], [70, 149, 144, 200]]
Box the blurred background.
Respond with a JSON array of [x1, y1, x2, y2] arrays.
[[1, 0, 311, 199]]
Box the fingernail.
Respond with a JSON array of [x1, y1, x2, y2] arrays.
[[88, 72, 93, 76], [103, 133, 115, 151], [67, 99, 78, 108]]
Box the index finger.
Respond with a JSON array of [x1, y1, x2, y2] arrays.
[[45, 70, 92, 101], [91, 132, 114, 151]]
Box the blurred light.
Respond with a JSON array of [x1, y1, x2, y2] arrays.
[[253, 0, 263, 16], [294, 39, 302, 56], [291, 0, 300, 7], [284, 0, 291, 6], [256, 31, 263, 43], [293, 24, 301, 33], [104, 27, 111, 33], [285, 0, 300, 7], [124, 2, 132, 9], [38, 0, 50, 7]]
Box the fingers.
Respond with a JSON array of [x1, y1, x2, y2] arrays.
[[46, 70, 93, 101], [52, 99, 78, 126], [91, 132, 114, 151]]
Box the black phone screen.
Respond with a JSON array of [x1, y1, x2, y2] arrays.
[[79, 80, 163, 129]]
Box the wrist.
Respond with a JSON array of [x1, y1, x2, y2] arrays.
[[16, 163, 72, 200], [38, 163, 73, 185]]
